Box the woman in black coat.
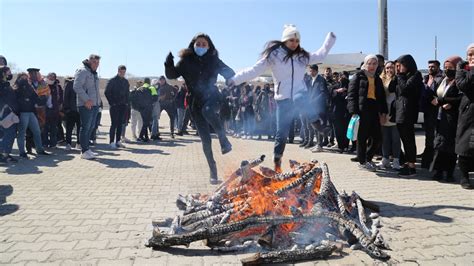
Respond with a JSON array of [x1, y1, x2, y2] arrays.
[[347, 55, 388, 171], [431, 56, 463, 182], [393, 54, 423, 177], [455, 44, 474, 189], [165, 33, 235, 184]]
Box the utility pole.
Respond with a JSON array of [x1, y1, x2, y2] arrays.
[[435, 35, 438, 60], [378, 0, 388, 59]]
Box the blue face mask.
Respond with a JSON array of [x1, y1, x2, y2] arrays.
[[194, 46, 208, 57]]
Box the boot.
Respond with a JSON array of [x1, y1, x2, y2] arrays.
[[299, 139, 308, 147], [432, 171, 443, 181], [445, 170, 455, 183], [209, 162, 219, 185], [274, 157, 282, 173], [304, 141, 315, 149], [460, 175, 473, 189]]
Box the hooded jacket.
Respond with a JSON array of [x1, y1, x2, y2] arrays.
[[392, 54, 423, 124], [73, 59, 100, 107], [455, 61, 474, 156], [231, 33, 336, 101]]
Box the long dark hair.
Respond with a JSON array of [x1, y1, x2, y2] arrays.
[[261, 40, 309, 63], [179, 33, 219, 58]]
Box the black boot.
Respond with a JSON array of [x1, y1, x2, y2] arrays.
[[209, 162, 219, 185], [432, 171, 443, 181], [299, 140, 308, 147], [460, 176, 473, 189], [445, 171, 455, 183], [304, 141, 315, 149]]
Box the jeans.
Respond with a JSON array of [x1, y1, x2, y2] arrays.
[[191, 100, 231, 179], [274, 99, 295, 159], [151, 102, 160, 136], [382, 125, 401, 159], [78, 106, 99, 153], [177, 108, 186, 132], [42, 109, 59, 147], [65, 111, 81, 145], [17, 112, 44, 154], [90, 111, 101, 141], [160, 104, 177, 135], [0, 124, 17, 154], [109, 104, 126, 143]]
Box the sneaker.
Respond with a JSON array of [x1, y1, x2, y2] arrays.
[[304, 142, 315, 149], [221, 142, 232, 155], [378, 158, 391, 169], [122, 137, 131, 143], [65, 144, 72, 150], [432, 171, 443, 181], [110, 143, 118, 149], [391, 159, 401, 170], [37, 150, 51, 156], [19, 153, 29, 159], [311, 145, 323, 153], [359, 162, 377, 172], [5, 155, 18, 163], [460, 177, 473, 189], [81, 150, 96, 160], [299, 141, 308, 147], [209, 178, 219, 185], [90, 150, 99, 156], [350, 156, 359, 162], [75, 143, 81, 150], [398, 166, 416, 177], [116, 141, 126, 148], [326, 142, 336, 148]]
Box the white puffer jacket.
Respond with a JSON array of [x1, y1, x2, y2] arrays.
[[231, 32, 336, 101]]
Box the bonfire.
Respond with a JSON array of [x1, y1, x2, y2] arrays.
[[147, 155, 391, 264]]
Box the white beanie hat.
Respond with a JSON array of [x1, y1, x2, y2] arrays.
[[281, 24, 300, 42], [467, 43, 474, 52], [151, 78, 159, 86]]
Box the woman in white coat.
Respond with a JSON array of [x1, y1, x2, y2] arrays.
[[228, 25, 336, 172]]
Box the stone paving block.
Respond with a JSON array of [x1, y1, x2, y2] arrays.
[[66, 232, 99, 241], [118, 247, 152, 259], [0, 251, 21, 264], [48, 250, 88, 261], [83, 248, 120, 260], [74, 240, 109, 250], [107, 239, 141, 249], [97, 258, 134, 266], [11, 251, 52, 263], [36, 233, 70, 242], [41, 241, 78, 251], [8, 242, 47, 252], [59, 259, 98, 266]]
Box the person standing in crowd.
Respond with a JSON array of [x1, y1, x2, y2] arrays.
[[455, 44, 474, 189], [129, 80, 143, 140], [15, 72, 50, 158], [0, 66, 19, 163], [430, 56, 463, 182], [255, 83, 276, 139], [43, 72, 63, 149], [150, 79, 161, 140], [165, 33, 234, 184], [393, 54, 423, 177], [239, 84, 254, 139], [105, 65, 130, 149], [303, 64, 328, 152], [331, 71, 351, 153], [347, 55, 388, 171], [73, 54, 101, 160], [63, 77, 81, 150], [157, 76, 177, 139], [176, 84, 188, 136], [376, 54, 385, 75], [420, 60, 445, 168], [137, 78, 155, 142], [323, 67, 336, 147], [228, 25, 336, 171], [28, 68, 50, 152], [379, 61, 401, 169]]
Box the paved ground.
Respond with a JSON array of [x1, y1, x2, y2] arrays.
[[1, 112, 473, 265]]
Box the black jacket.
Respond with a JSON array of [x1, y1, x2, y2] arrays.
[[0, 81, 19, 114], [15, 80, 42, 113], [105, 75, 130, 106], [63, 78, 78, 113], [175, 87, 187, 109], [433, 79, 462, 153], [347, 70, 388, 115], [455, 63, 474, 157], [165, 51, 235, 107], [134, 87, 153, 112]]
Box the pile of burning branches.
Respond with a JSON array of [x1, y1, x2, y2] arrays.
[[148, 155, 391, 264]]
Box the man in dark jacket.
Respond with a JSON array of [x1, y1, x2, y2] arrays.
[[105, 65, 130, 148], [158, 76, 178, 138], [43, 72, 63, 148], [63, 77, 80, 150], [420, 60, 445, 168], [0, 66, 19, 163], [136, 79, 154, 142]]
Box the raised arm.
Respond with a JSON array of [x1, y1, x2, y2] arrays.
[[309, 32, 337, 64], [231, 57, 270, 86]]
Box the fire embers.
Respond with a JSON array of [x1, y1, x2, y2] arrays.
[[148, 156, 391, 264]]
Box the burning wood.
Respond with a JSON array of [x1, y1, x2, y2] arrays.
[[148, 156, 391, 263]]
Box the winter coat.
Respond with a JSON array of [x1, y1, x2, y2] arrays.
[[105, 75, 130, 106], [165, 50, 235, 108], [73, 60, 101, 107], [0, 81, 19, 114], [231, 33, 336, 101], [15, 80, 42, 113], [347, 70, 388, 116], [63, 78, 78, 113], [433, 78, 462, 153], [455, 63, 474, 157], [304, 74, 329, 118]]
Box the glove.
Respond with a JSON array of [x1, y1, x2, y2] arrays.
[[165, 52, 174, 66]]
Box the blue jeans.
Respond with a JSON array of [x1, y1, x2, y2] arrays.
[[17, 112, 44, 154], [274, 99, 296, 159], [151, 102, 160, 136], [177, 108, 186, 132], [0, 124, 17, 154], [78, 106, 99, 152]]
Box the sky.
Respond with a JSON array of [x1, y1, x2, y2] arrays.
[[0, 0, 473, 79]]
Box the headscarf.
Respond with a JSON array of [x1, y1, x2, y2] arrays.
[[361, 54, 378, 77]]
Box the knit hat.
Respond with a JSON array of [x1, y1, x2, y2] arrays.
[[467, 43, 474, 52], [281, 24, 300, 42], [151, 79, 159, 86], [444, 56, 462, 67]]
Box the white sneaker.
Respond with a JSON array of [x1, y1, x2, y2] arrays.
[[116, 141, 126, 148], [122, 137, 131, 143], [110, 143, 118, 149], [378, 158, 391, 169], [81, 150, 96, 160], [65, 144, 72, 150], [392, 158, 401, 170], [311, 145, 323, 153], [90, 150, 99, 156], [75, 143, 81, 150]]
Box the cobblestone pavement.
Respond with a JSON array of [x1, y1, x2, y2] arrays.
[[1, 113, 473, 265]]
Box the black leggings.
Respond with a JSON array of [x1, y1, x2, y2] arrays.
[[139, 108, 152, 140], [397, 122, 417, 163], [357, 101, 381, 164], [109, 104, 126, 143]]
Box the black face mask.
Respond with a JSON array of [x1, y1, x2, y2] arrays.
[[445, 69, 456, 79], [6, 74, 13, 81]]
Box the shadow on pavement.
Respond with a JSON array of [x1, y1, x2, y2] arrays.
[[93, 157, 153, 169], [4, 151, 74, 175], [0, 185, 19, 216], [373, 201, 474, 223]]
